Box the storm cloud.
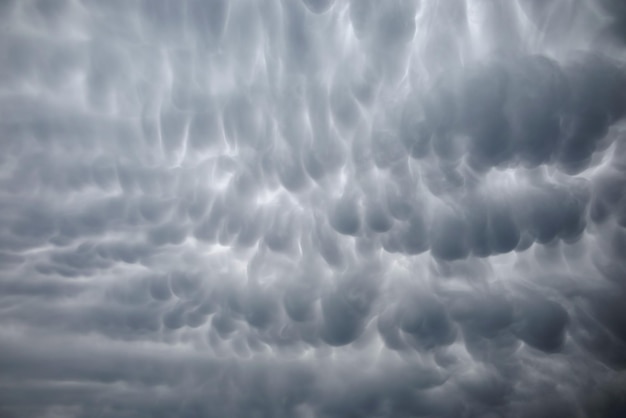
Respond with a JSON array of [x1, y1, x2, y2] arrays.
[[1, 0, 626, 417]]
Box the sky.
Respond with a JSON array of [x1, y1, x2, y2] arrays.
[[1, 0, 626, 417]]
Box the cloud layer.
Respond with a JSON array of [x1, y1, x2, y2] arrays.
[[1, 0, 626, 417]]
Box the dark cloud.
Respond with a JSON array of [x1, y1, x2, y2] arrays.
[[1, 0, 626, 417]]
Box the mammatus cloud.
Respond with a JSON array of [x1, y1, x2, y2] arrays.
[[1, 0, 626, 416]]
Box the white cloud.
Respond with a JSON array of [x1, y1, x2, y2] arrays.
[[1, 0, 626, 416]]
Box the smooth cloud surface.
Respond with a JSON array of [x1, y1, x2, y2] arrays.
[[1, 0, 626, 417]]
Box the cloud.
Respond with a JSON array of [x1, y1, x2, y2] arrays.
[[1, 0, 626, 417]]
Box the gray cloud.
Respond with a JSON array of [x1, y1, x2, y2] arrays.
[[1, 0, 626, 417]]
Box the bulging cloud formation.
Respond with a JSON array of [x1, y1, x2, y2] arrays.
[[1, 0, 626, 416]]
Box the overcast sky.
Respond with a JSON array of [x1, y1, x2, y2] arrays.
[[1, 0, 626, 417]]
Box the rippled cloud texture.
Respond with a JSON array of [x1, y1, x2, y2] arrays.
[[1, 0, 626, 417]]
